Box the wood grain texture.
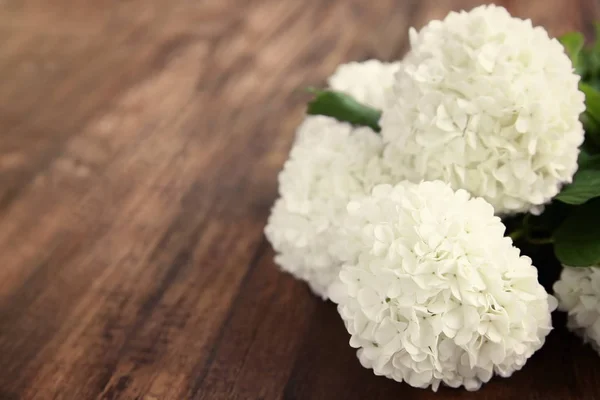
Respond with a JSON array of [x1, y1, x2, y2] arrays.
[[1, 0, 599, 399]]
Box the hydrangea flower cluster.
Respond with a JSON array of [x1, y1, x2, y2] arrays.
[[380, 4, 585, 215], [265, 116, 393, 298], [264, 3, 593, 393], [328, 60, 400, 109], [329, 181, 555, 391], [554, 267, 600, 354], [265, 60, 400, 298]]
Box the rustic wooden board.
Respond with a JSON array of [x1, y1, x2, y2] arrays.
[[1, 1, 599, 399]]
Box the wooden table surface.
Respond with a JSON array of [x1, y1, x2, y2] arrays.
[[2, 1, 600, 399]]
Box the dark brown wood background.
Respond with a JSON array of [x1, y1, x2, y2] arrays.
[[1, 0, 600, 399]]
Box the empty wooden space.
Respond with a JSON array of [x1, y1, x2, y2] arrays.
[[0, 0, 599, 399]]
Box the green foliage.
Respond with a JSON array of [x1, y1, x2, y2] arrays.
[[578, 23, 600, 85], [556, 169, 600, 205], [556, 150, 600, 205], [554, 199, 600, 266], [306, 89, 381, 132], [579, 83, 600, 142], [559, 32, 585, 72]]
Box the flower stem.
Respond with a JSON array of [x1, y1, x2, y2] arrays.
[[527, 236, 554, 245], [508, 229, 525, 241]]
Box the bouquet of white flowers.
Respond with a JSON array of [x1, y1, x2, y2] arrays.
[[265, 4, 600, 392]]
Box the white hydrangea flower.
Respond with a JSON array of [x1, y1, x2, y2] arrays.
[[380, 4, 585, 215], [265, 116, 394, 298], [330, 180, 555, 391], [328, 60, 401, 109], [554, 267, 600, 354]]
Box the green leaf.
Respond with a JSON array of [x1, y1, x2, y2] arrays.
[[306, 89, 381, 132], [579, 48, 591, 79], [578, 147, 600, 168], [582, 136, 600, 155], [588, 23, 600, 80], [580, 82, 600, 120], [579, 83, 600, 145], [594, 22, 600, 53], [559, 32, 585, 70], [581, 112, 600, 145], [589, 79, 600, 91], [556, 150, 600, 204], [554, 198, 600, 266], [555, 169, 600, 204]]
